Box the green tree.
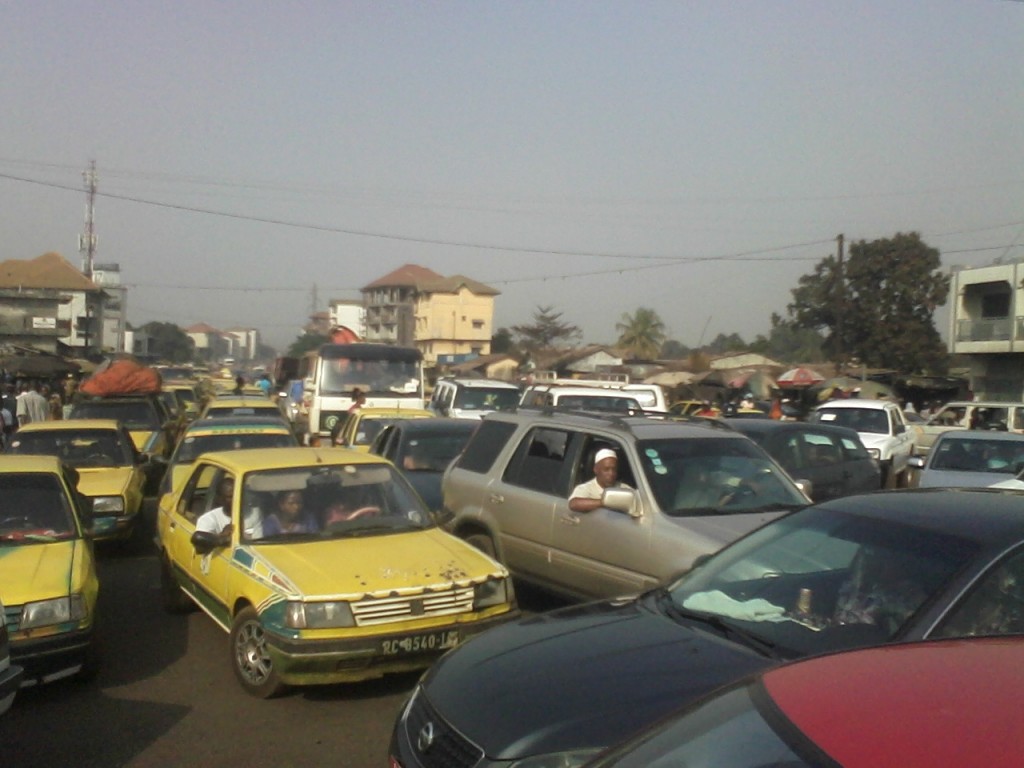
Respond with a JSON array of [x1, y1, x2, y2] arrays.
[[287, 332, 330, 358], [660, 339, 690, 359], [707, 332, 747, 354], [511, 306, 581, 352], [788, 232, 949, 373], [491, 327, 515, 355], [749, 313, 825, 363], [615, 307, 667, 360], [141, 321, 194, 363]]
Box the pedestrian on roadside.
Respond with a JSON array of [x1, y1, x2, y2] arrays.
[[16, 381, 50, 427]]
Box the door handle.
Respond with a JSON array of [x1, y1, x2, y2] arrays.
[[559, 514, 581, 526], [489, 493, 504, 504], [169, 521, 176, 531]]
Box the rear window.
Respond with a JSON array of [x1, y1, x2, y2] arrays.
[[455, 420, 517, 473]]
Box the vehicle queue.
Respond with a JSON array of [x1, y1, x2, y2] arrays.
[[2, 360, 1024, 767]]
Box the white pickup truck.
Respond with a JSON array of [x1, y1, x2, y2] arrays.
[[915, 401, 1024, 455], [810, 399, 917, 487]]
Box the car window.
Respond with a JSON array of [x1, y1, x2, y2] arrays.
[[838, 435, 870, 460], [802, 432, 842, 467], [178, 463, 221, 523], [173, 432, 295, 464], [934, 548, 1024, 638], [503, 427, 575, 495], [455, 420, 517, 473], [571, 435, 635, 489], [0, 473, 77, 542]]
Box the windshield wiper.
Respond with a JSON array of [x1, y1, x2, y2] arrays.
[[655, 590, 782, 659]]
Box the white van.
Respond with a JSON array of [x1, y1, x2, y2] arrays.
[[428, 378, 521, 420], [520, 378, 667, 414], [519, 384, 646, 415]]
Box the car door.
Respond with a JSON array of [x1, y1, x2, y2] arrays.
[[548, 434, 654, 599], [485, 426, 571, 587], [183, 466, 236, 630], [889, 406, 916, 473], [160, 462, 220, 605], [797, 429, 849, 502]]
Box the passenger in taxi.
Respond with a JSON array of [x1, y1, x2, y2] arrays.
[[194, 476, 236, 547], [262, 490, 317, 536]]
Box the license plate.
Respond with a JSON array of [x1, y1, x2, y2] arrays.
[[380, 629, 460, 656]]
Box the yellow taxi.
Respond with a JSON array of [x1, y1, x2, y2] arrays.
[[158, 416, 298, 496], [198, 396, 286, 422], [163, 380, 202, 423], [8, 420, 146, 541], [330, 407, 434, 451], [0, 456, 100, 685], [156, 447, 517, 698]]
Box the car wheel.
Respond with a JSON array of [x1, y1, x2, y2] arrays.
[[464, 532, 497, 560], [159, 555, 193, 614], [230, 606, 285, 699]]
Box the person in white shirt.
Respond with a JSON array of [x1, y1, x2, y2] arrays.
[[194, 476, 264, 546], [569, 448, 630, 513]]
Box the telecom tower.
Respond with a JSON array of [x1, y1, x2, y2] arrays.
[[79, 160, 97, 279]]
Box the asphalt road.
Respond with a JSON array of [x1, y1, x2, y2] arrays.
[[0, 502, 564, 768]]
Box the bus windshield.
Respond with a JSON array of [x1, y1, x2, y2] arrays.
[[320, 356, 422, 397]]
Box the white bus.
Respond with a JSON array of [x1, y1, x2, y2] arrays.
[[300, 343, 424, 442]]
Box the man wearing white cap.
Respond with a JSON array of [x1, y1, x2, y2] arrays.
[[569, 447, 629, 513]]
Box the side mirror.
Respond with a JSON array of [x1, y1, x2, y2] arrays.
[[191, 529, 227, 555], [908, 456, 925, 470], [602, 487, 642, 518], [894, 424, 906, 435], [794, 479, 813, 499]]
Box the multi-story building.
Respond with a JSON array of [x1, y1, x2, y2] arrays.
[[328, 299, 366, 338], [948, 259, 1024, 400], [0, 252, 107, 356], [361, 264, 498, 366], [91, 262, 127, 353]]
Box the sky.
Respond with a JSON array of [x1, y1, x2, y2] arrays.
[[2, 2, 1022, 352]]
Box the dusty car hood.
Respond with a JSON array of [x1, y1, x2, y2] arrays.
[[247, 528, 505, 598], [76, 466, 135, 496], [662, 509, 788, 547], [420, 594, 773, 759], [918, 468, 1015, 489], [0, 541, 77, 605]]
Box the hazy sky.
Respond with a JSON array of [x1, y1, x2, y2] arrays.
[[2, 2, 1022, 351]]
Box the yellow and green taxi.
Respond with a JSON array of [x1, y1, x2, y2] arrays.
[[158, 415, 298, 496], [198, 396, 286, 422], [0, 456, 100, 685], [162, 380, 202, 423], [8, 420, 146, 541], [156, 447, 517, 698], [331, 407, 434, 452]]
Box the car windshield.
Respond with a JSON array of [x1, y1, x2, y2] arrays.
[[929, 437, 1024, 474], [813, 407, 889, 434], [9, 429, 133, 467], [72, 401, 160, 430], [557, 395, 642, 413], [172, 432, 296, 464], [453, 387, 520, 411], [240, 463, 433, 543], [0, 473, 77, 543], [590, 683, 814, 768], [637, 437, 808, 515], [666, 506, 977, 657], [321, 358, 421, 397]]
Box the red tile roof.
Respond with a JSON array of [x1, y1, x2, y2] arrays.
[[0, 252, 99, 290], [361, 264, 444, 290]]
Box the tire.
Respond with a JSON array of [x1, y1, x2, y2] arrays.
[[159, 554, 193, 614], [230, 606, 286, 699], [464, 532, 497, 560], [879, 461, 894, 489]]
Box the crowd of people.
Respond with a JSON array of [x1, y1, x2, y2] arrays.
[[0, 375, 81, 448]]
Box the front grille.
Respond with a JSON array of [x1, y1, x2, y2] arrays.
[[353, 587, 474, 627], [4, 604, 20, 634], [404, 689, 483, 768]]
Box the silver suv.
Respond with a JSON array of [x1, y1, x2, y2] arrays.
[[443, 411, 809, 600]]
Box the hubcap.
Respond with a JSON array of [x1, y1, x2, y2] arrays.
[[234, 620, 272, 685]]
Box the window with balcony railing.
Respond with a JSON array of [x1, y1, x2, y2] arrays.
[[956, 317, 1013, 342]]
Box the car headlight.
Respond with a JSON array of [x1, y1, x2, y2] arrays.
[[20, 595, 86, 630], [92, 496, 126, 514], [866, 448, 881, 460], [285, 601, 355, 629], [509, 749, 603, 768], [473, 578, 510, 610]]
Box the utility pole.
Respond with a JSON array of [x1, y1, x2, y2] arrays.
[[835, 233, 844, 371], [79, 160, 98, 354]]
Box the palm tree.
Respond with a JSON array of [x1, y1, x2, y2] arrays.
[[616, 308, 667, 360]]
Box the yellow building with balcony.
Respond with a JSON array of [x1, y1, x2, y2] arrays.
[[361, 264, 498, 366]]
